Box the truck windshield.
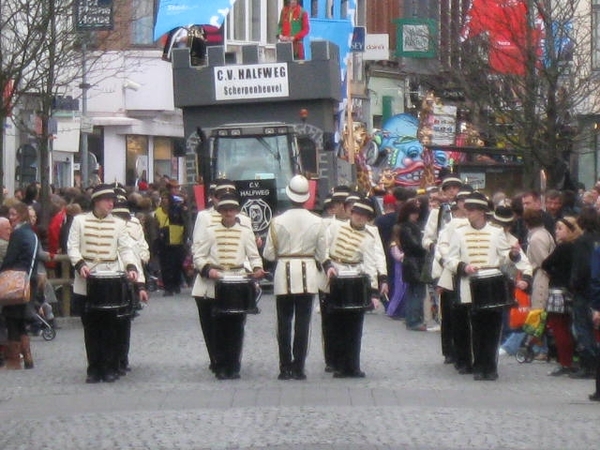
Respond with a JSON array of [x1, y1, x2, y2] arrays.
[[215, 134, 296, 197]]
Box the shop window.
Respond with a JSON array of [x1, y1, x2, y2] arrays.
[[154, 137, 178, 181], [126, 135, 148, 186]]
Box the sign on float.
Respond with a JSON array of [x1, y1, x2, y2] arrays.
[[214, 63, 290, 101]]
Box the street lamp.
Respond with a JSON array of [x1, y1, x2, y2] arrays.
[[74, 0, 114, 187]]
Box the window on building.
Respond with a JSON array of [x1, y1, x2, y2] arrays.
[[154, 137, 178, 181], [227, 0, 280, 45], [131, 0, 156, 45], [593, 1, 600, 70], [126, 135, 148, 186]]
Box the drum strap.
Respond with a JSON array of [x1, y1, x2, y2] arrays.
[[285, 262, 291, 292], [301, 261, 307, 294]]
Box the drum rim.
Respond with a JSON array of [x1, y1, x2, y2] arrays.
[[470, 268, 503, 278]]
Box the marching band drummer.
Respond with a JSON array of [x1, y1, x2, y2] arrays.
[[192, 192, 266, 380], [191, 180, 253, 374], [321, 197, 388, 378], [67, 184, 138, 384], [444, 192, 531, 381], [112, 195, 150, 376]]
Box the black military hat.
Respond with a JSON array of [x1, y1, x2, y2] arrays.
[[441, 175, 462, 191], [464, 191, 490, 211], [91, 184, 117, 201], [112, 197, 131, 218], [493, 205, 515, 224], [351, 197, 375, 218], [214, 179, 237, 198], [344, 191, 362, 205], [331, 185, 351, 203], [113, 182, 127, 201], [216, 192, 240, 210]]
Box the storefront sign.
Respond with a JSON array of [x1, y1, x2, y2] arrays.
[[351, 27, 366, 52], [394, 18, 437, 58], [364, 34, 389, 61], [214, 63, 289, 101], [75, 0, 114, 30]]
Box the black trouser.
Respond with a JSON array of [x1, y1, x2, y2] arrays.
[[159, 244, 186, 293], [115, 315, 132, 371], [330, 309, 365, 375], [213, 312, 246, 376], [76, 294, 120, 378], [276, 294, 313, 374], [195, 297, 217, 370], [471, 308, 503, 376], [319, 292, 335, 369], [453, 303, 472, 371], [572, 294, 598, 372], [440, 289, 456, 359], [4, 316, 27, 342]]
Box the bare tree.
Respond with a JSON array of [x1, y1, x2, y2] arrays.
[[0, 0, 53, 190], [453, 0, 599, 188], [1, 0, 133, 228]]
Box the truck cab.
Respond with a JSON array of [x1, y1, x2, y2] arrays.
[[208, 123, 301, 203]]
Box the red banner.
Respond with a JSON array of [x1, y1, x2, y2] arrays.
[[462, 0, 543, 75]]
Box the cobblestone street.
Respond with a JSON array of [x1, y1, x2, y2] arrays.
[[1, 289, 599, 450]]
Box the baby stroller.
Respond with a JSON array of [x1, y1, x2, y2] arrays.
[[515, 309, 554, 363], [34, 312, 57, 341], [28, 297, 57, 341]]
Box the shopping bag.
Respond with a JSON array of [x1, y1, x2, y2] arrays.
[[0, 270, 31, 306], [523, 309, 547, 338], [509, 286, 530, 329]]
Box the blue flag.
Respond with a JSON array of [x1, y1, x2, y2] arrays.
[[153, 0, 235, 41]]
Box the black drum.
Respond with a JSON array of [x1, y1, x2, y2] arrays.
[[329, 273, 371, 310], [87, 272, 131, 315], [469, 268, 511, 310], [214, 277, 257, 315]]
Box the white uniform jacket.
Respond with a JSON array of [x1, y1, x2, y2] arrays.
[[191, 221, 262, 299], [120, 217, 150, 283], [263, 208, 326, 295], [434, 217, 469, 290], [67, 212, 138, 295], [322, 219, 387, 292], [445, 221, 531, 305], [422, 203, 453, 251], [367, 223, 387, 283]]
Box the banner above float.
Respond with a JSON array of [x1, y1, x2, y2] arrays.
[[153, 0, 235, 41]]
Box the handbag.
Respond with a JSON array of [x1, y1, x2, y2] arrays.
[[0, 234, 38, 306]]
